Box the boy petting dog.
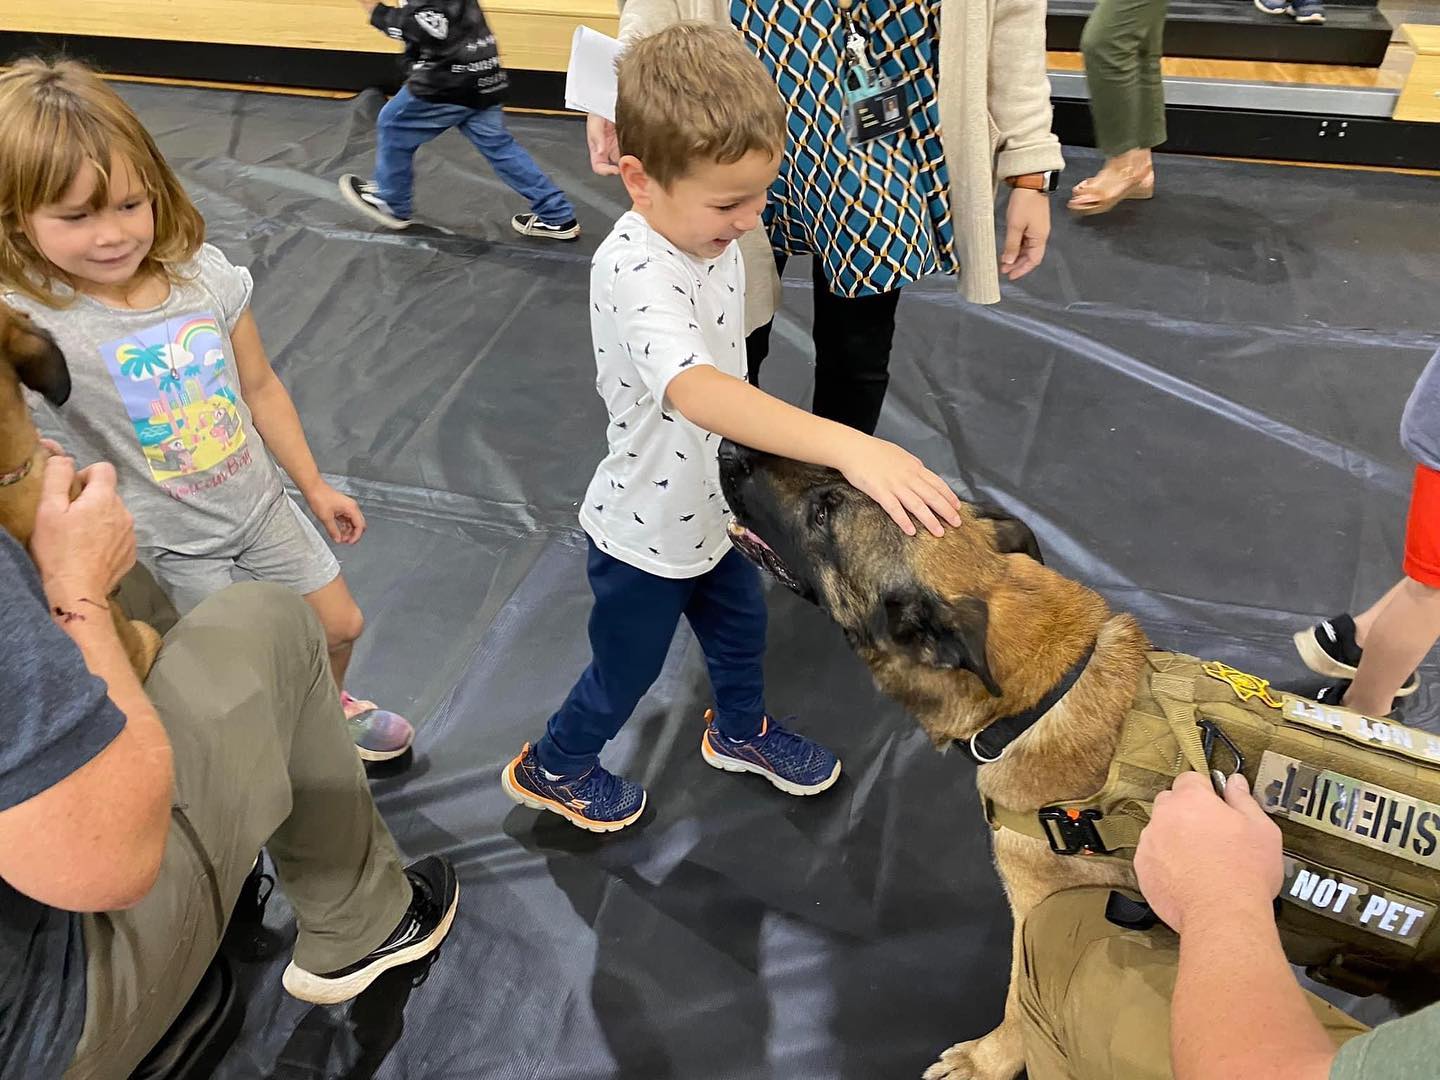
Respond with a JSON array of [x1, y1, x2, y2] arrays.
[[501, 23, 963, 832]]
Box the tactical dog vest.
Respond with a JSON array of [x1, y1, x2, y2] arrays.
[[985, 652, 1440, 995]]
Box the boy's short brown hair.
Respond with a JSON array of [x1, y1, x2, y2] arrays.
[[615, 22, 785, 188]]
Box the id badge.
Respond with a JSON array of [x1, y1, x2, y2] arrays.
[[843, 66, 909, 145]]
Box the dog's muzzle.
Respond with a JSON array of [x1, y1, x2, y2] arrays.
[[727, 521, 810, 598]]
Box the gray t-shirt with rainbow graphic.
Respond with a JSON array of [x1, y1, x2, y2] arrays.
[[7, 244, 284, 556]]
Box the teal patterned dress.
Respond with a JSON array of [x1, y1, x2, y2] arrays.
[[730, 0, 957, 298]]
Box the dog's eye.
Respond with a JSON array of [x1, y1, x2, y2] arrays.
[[812, 503, 828, 528]]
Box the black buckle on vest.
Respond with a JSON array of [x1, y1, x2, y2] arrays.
[[1038, 807, 1110, 856]]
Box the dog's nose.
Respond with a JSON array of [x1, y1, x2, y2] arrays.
[[717, 438, 755, 477]]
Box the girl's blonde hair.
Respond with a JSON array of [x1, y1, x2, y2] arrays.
[[0, 58, 205, 306]]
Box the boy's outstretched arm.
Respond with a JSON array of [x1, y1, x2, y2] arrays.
[[667, 366, 961, 538]]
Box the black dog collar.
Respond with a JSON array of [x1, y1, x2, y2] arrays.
[[962, 644, 1096, 764]]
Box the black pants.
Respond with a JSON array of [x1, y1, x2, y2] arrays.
[[745, 256, 902, 436]]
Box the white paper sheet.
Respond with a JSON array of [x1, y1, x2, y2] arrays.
[[564, 26, 623, 121]]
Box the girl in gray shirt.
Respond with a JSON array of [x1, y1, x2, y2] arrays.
[[0, 58, 413, 764]]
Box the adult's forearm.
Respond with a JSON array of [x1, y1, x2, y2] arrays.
[[1171, 901, 1336, 1080], [51, 592, 172, 781]]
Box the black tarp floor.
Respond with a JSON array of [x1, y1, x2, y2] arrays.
[[110, 84, 1440, 1078]]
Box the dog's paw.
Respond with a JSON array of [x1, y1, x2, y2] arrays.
[[920, 1039, 1019, 1080], [921, 1042, 979, 1080]]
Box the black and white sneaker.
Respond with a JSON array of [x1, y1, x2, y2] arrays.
[[281, 855, 458, 1005], [511, 213, 579, 241], [1293, 614, 1419, 696], [339, 174, 412, 230]]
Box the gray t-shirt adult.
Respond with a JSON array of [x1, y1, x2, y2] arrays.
[[0, 532, 127, 1078], [1400, 347, 1440, 472], [1331, 1000, 1440, 1079], [6, 244, 285, 557]]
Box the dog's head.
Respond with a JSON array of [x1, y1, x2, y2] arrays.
[[719, 440, 1043, 700], [0, 302, 70, 406]]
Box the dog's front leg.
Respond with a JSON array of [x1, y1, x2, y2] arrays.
[[919, 919, 1026, 1080]]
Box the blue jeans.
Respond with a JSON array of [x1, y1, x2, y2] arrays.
[[535, 540, 769, 775], [373, 86, 574, 224]]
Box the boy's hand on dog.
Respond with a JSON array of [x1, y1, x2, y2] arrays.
[[31, 454, 137, 604], [1134, 771, 1284, 935], [306, 484, 367, 545], [838, 436, 963, 538]]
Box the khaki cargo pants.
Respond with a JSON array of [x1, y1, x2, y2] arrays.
[[1017, 886, 1370, 1079], [65, 577, 412, 1080]]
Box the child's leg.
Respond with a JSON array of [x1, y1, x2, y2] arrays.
[[536, 540, 693, 776], [1345, 580, 1440, 714], [234, 498, 412, 760], [301, 576, 365, 691], [688, 550, 841, 794], [684, 549, 768, 741], [373, 87, 469, 219], [1354, 579, 1408, 645], [457, 106, 576, 225], [1346, 463, 1440, 713]]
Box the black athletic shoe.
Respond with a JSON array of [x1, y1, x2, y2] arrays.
[[1293, 614, 1418, 696], [339, 174, 412, 230], [281, 855, 458, 1005], [511, 213, 579, 241]]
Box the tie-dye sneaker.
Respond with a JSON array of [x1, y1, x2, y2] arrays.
[[341, 691, 415, 762]]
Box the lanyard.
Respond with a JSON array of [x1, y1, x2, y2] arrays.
[[839, 0, 874, 80]]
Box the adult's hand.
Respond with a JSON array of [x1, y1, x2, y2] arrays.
[[1134, 771, 1284, 935], [29, 454, 137, 603], [999, 187, 1050, 282], [587, 114, 620, 176]]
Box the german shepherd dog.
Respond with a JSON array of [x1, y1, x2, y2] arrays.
[[0, 303, 160, 678], [715, 439, 1277, 1080]]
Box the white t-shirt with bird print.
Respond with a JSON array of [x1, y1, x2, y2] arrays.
[[579, 211, 747, 579]]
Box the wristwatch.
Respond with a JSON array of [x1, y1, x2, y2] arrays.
[[1004, 170, 1061, 193]]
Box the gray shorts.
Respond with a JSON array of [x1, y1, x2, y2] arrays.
[[143, 495, 341, 613]]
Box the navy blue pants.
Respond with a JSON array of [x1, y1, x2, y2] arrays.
[[535, 539, 768, 775]]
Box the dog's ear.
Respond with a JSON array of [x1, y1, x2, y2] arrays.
[[877, 589, 1001, 696], [974, 505, 1043, 564], [5, 315, 70, 406]]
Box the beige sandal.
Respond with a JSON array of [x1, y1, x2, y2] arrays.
[[1067, 167, 1155, 216]]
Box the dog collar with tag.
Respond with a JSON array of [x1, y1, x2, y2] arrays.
[[962, 644, 1096, 764], [0, 450, 35, 488]]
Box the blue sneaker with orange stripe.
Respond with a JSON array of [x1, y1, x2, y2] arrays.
[[501, 743, 647, 833], [700, 711, 841, 795]]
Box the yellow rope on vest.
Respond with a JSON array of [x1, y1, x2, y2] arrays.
[[1201, 661, 1285, 709]]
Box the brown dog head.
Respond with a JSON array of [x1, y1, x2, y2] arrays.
[[718, 439, 1044, 702], [0, 302, 70, 406]]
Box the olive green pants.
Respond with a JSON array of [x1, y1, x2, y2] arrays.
[[1080, 0, 1169, 156], [66, 580, 412, 1080], [1016, 887, 1371, 1079]]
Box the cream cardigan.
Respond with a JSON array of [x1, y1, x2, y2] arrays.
[[616, 0, 1063, 327]]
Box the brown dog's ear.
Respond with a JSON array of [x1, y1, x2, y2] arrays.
[[879, 590, 1001, 696], [974, 505, 1043, 564], [6, 317, 71, 406]]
